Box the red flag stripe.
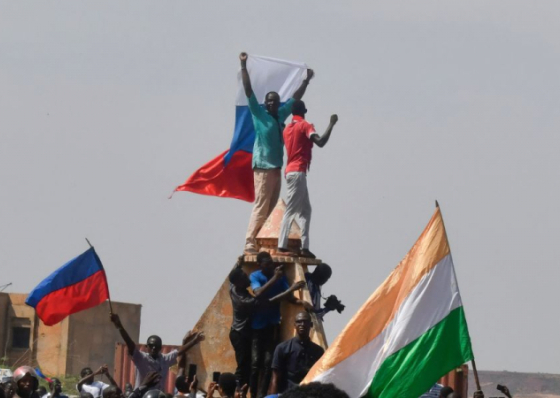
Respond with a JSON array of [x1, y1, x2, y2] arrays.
[[175, 149, 254, 202], [35, 270, 109, 326]]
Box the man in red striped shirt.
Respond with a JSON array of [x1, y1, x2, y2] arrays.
[[276, 100, 338, 258]]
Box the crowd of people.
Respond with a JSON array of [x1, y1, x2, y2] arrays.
[[0, 365, 513, 398]]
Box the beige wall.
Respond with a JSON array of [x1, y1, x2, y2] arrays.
[[2, 293, 38, 368], [66, 300, 141, 377], [0, 293, 141, 378]]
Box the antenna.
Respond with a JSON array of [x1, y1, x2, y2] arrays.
[[0, 283, 12, 292]]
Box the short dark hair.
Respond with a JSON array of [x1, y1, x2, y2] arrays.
[[229, 267, 246, 284], [439, 386, 454, 397], [265, 91, 280, 100], [218, 373, 237, 397], [256, 252, 272, 265], [314, 263, 332, 278], [281, 382, 349, 398], [102, 386, 121, 398], [292, 100, 307, 116], [80, 367, 93, 378], [175, 375, 189, 394]]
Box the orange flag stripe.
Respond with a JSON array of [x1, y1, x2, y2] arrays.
[[306, 208, 450, 379]]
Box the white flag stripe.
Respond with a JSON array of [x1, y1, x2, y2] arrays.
[[312, 254, 462, 397], [235, 54, 307, 105]]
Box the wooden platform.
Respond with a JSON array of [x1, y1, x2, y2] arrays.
[[243, 254, 322, 265]]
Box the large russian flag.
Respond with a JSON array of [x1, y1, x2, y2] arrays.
[[26, 248, 110, 326], [302, 207, 474, 397], [173, 54, 307, 202]]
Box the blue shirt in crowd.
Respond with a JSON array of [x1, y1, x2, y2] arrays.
[[250, 270, 290, 329]]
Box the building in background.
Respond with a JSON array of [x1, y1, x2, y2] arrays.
[[0, 292, 141, 377]]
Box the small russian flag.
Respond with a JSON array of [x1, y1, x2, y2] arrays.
[[26, 247, 110, 326]]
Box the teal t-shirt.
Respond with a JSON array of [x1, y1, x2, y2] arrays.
[[248, 93, 295, 169]]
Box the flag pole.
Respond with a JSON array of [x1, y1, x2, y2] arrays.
[[85, 238, 115, 314], [435, 200, 482, 392]]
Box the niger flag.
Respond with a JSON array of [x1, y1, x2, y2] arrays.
[[303, 207, 474, 398]]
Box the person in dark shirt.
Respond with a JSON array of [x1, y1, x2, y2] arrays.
[[269, 312, 324, 394], [229, 256, 304, 391]]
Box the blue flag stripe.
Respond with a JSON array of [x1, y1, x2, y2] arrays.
[[224, 102, 289, 165], [26, 248, 104, 307]]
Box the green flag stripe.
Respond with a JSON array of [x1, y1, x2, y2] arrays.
[[367, 306, 473, 398]]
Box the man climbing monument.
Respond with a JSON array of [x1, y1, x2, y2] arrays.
[[276, 100, 338, 258], [239, 52, 314, 255]]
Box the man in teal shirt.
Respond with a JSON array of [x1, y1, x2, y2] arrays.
[[239, 52, 314, 255]]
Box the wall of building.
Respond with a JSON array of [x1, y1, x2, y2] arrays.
[[1, 293, 39, 368], [35, 314, 69, 375], [67, 300, 141, 377], [0, 293, 140, 378], [0, 293, 9, 363]]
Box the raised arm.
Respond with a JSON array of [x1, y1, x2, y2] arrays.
[[268, 281, 305, 303], [267, 279, 312, 310], [100, 365, 118, 387], [253, 265, 284, 298], [311, 114, 338, 148], [293, 69, 314, 100], [239, 52, 253, 98], [177, 330, 204, 356], [110, 313, 136, 356]]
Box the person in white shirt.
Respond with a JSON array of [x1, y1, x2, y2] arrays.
[[76, 366, 118, 398]]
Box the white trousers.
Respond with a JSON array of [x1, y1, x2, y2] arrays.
[[278, 172, 311, 250]]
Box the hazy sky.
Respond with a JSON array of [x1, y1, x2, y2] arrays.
[[1, 1, 559, 374]]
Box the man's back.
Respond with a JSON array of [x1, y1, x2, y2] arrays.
[[283, 116, 316, 175]]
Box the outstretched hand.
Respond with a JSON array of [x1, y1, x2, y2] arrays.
[[207, 382, 217, 398], [291, 280, 306, 291], [183, 330, 204, 344], [330, 114, 338, 125], [306, 69, 315, 82], [110, 313, 122, 328], [273, 264, 285, 279], [497, 385, 511, 398], [189, 375, 198, 393]]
